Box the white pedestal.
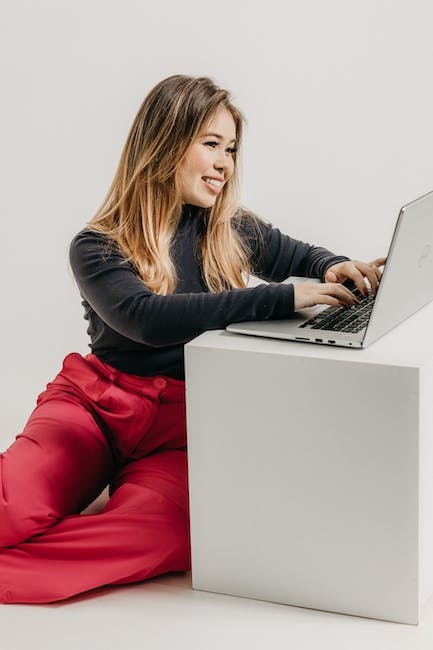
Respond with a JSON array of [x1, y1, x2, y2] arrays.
[[185, 302, 433, 624]]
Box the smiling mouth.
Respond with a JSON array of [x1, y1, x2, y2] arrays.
[[202, 176, 223, 188]]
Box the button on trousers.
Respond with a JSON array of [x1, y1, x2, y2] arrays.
[[0, 352, 190, 603]]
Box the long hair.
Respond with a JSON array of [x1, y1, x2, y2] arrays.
[[88, 74, 262, 294]]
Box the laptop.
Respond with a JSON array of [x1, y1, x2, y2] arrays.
[[226, 189, 433, 348]]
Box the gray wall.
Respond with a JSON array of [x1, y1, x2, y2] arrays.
[[1, 0, 433, 439]]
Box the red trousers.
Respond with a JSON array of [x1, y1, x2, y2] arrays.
[[0, 352, 190, 604]]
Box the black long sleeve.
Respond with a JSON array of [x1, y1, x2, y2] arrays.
[[69, 204, 349, 379]]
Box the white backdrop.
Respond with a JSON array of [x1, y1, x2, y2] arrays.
[[1, 0, 433, 440]]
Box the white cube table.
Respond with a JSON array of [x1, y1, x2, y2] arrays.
[[185, 301, 433, 624]]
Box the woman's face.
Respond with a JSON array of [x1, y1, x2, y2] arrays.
[[178, 107, 237, 208]]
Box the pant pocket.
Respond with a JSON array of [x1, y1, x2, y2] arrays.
[[90, 382, 160, 461]]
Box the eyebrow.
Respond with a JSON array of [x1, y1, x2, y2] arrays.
[[201, 132, 237, 144]]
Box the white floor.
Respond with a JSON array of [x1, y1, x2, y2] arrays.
[[3, 492, 433, 650], [2, 572, 433, 650]]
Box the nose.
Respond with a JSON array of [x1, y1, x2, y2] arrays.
[[213, 151, 233, 177]]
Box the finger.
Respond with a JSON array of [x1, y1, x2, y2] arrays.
[[320, 283, 359, 306], [363, 265, 381, 294], [340, 265, 369, 297], [324, 270, 338, 283], [371, 265, 382, 283], [351, 261, 381, 295], [294, 285, 347, 310], [369, 257, 387, 268], [314, 295, 343, 308], [369, 258, 385, 286]]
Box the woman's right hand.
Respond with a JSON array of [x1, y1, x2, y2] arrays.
[[293, 282, 359, 311]]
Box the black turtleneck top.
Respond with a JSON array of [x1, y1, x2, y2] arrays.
[[69, 204, 349, 380]]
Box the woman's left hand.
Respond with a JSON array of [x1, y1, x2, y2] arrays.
[[324, 258, 387, 297]]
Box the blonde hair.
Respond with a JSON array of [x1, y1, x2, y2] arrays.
[[88, 74, 262, 294]]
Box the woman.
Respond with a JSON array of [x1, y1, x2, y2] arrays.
[[0, 75, 384, 604]]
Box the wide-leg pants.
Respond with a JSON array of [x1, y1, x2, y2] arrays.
[[0, 352, 190, 604]]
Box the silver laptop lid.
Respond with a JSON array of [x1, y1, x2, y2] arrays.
[[363, 189, 433, 347]]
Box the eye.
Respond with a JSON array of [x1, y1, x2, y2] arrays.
[[205, 141, 238, 155]]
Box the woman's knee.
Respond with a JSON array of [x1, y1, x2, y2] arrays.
[[109, 449, 189, 512], [0, 492, 60, 547], [0, 398, 113, 547]]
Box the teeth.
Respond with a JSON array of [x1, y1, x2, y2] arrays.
[[203, 177, 222, 187]]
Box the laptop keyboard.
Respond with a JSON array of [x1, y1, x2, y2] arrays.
[[299, 287, 375, 333]]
